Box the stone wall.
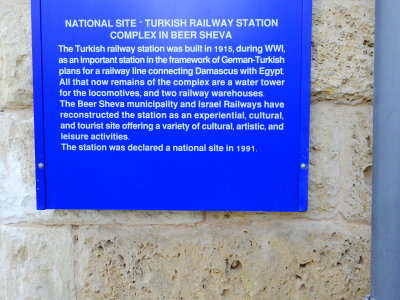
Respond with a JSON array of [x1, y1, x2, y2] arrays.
[[0, 0, 374, 299]]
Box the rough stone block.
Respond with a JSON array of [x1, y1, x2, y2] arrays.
[[75, 222, 370, 300], [0, 0, 30, 6], [311, 0, 375, 104], [306, 102, 340, 219], [0, 225, 75, 300], [340, 105, 373, 222], [0, 4, 33, 110], [206, 211, 279, 223], [0, 109, 35, 183], [0, 109, 36, 222], [0, 110, 203, 225]]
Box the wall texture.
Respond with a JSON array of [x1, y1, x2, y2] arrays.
[[0, 0, 374, 299]]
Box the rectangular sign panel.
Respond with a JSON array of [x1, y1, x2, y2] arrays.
[[32, 0, 312, 211]]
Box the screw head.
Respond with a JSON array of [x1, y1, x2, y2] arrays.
[[38, 163, 44, 169], [300, 163, 307, 169]]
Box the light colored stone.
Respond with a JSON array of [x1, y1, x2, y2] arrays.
[[0, 109, 36, 222], [340, 105, 373, 222], [0, 4, 33, 110], [0, 109, 35, 184], [311, 0, 375, 104], [0, 0, 30, 6], [306, 102, 340, 219], [29, 210, 204, 226], [76, 221, 370, 300], [206, 211, 280, 223], [0, 225, 76, 300]]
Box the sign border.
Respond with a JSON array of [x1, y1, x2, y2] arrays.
[[298, 0, 312, 211], [31, 0, 47, 210], [31, 0, 312, 211]]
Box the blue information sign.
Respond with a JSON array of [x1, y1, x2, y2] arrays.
[[32, 0, 312, 211]]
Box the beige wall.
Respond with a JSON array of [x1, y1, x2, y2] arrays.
[[0, 0, 374, 299]]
